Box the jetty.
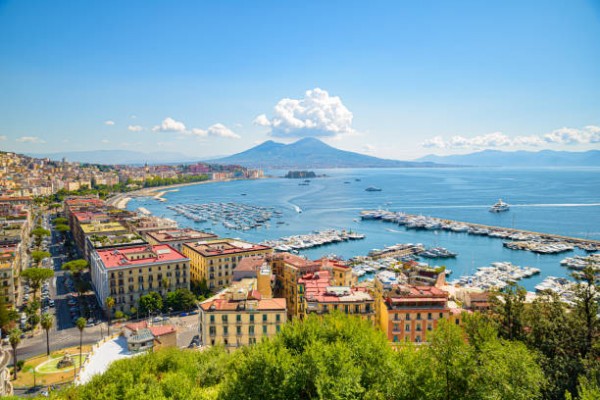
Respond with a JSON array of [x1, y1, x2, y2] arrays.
[[360, 210, 600, 252]]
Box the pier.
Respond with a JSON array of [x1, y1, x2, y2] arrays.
[[360, 210, 600, 252]]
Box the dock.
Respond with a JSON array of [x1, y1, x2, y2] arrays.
[[360, 209, 600, 252]]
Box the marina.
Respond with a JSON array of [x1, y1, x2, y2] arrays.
[[560, 254, 600, 270], [360, 210, 600, 252], [167, 202, 281, 231], [262, 229, 366, 252], [449, 262, 541, 291]]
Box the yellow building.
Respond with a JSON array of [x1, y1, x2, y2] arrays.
[[0, 245, 20, 308], [182, 239, 272, 290], [198, 266, 286, 349]]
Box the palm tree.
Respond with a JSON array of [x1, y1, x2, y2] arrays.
[[105, 296, 115, 336], [40, 313, 54, 356], [75, 317, 86, 375], [9, 328, 21, 380]]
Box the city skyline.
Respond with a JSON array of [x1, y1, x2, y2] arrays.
[[1, 1, 599, 160]]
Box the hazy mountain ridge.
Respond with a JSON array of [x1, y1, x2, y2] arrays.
[[418, 149, 600, 167], [28, 150, 197, 165], [211, 138, 441, 168]]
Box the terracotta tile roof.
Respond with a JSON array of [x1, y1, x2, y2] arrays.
[[124, 321, 148, 331], [149, 325, 176, 336], [96, 244, 188, 269]]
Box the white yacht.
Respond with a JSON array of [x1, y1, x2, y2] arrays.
[[489, 199, 510, 213]]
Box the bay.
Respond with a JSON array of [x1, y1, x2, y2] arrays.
[[128, 167, 600, 291]]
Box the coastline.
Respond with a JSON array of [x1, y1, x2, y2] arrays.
[[106, 178, 262, 210]]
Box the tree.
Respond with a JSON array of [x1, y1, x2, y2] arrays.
[[105, 296, 115, 336], [55, 224, 70, 235], [62, 259, 89, 277], [30, 250, 51, 266], [490, 282, 526, 341], [41, 313, 53, 356], [21, 268, 54, 301], [139, 292, 163, 316], [31, 227, 50, 248], [571, 265, 599, 360], [76, 317, 86, 375], [52, 217, 68, 225], [9, 328, 21, 380], [0, 294, 13, 333], [164, 288, 198, 312]]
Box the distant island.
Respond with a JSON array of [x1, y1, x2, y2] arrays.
[[284, 171, 317, 179], [417, 149, 600, 167]]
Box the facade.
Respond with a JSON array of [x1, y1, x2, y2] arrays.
[[78, 221, 129, 259], [144, 228, 217, 251], [123, 321, 177, 352], [181, 238, 272, 290], [271, 252, 321, 318], [379, 284, 451, 344], [198, 273, 286, 349], [0, 246, 17, 307], [90, 244, 190, 313]]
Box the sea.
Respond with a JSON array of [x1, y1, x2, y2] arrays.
[[127, 167, 600, 291]]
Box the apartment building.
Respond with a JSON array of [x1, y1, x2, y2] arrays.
[[181, 238, 272, 290], [90, 244, 190, 313], [144, 228, 217, 251]]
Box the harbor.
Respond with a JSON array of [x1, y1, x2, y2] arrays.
[[360, 210, 600, 252], [261, 229, 366, 252], [167, 202, 280, 231]]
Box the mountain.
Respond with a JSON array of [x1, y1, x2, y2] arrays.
[[417, 149, 600, 167], [27, 150, 197, 165], [211, 138, 441, 168]]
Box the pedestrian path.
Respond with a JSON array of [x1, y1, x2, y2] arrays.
[[77, 336, 136, 384]]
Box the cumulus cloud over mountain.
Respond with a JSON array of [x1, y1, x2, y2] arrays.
[[422, 125, 600, 149], [254, 88, 354, 138]]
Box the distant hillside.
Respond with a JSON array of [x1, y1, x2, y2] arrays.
[[417, 149, 600, 167], [211, 138, 441, 168], [28, 150, 196, 165]]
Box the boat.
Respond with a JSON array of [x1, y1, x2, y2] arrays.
[[489, 199, 510, 213], [365, 187, 382, 192]]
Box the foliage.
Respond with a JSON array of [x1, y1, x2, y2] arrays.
[[21, 268, 54, 298], [55, 224, 70, 233], [139, 292, 163, 316], [164, 288, 197, 312], [53, 313, 546, 400], [31, 250, 51, 265], [114, 311, 125, 320], [9, 328, 21, 379], [61, 259, 88, 276], [41, 313, 54, 355], [490, 282, 526, 341], [52, 217, 68, 225]]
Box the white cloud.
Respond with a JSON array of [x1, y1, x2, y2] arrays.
[[254, 88, 355, 138], [422, 125, 600, 149], [207, 123, 240, 139], [0, 135, 6, 141], [16, 136, 45, 144], [152, 117, 187, 133], [101, 139, 110, 144], [104, 120, 115, 126], [128, 125, 144, 132], [191, 128, 207, 137], [363, 144, 376, 153]]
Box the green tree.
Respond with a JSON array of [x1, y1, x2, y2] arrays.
[[30, 226, 50, 248], [52, 217, 68, 225], [21, 268, 54, 301], [55, 224, 70, 234], [76, 317, 86, 375], [0, 294, 12, 333], [41, 313, 53, 356], [490, 282, 526, 340], [9, 328, 21, 380], [105, 296, 115, 336], [62, 259, 89, 277], [571, 265, 599, 360], [164, 288, 197, 312], [30, 250, 51, 266], [139, 292, 163, 316]]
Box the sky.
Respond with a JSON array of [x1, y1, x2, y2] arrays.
[[0, 0, 599, 160]]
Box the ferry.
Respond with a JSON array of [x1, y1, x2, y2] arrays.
[[489, 199, 510, 213], [365, 187, 382, 192]]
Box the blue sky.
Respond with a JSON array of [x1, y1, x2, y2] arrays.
[[1, 0, 599, 160]]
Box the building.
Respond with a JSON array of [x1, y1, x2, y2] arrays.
[[297, 270, 375, 322], [181, 238, 272, 290], [85, 232, 148, 261], [379, 284, 451, 344], [123, 321, 178, 352], [0, 246, 17, 307], [144, 228, 217, 251], [77, 221, 129, 259], [90, 244, 190, 313], [0, 347, 12, 396], [198, 265, 286, 349], [125, 215, 178, 236]]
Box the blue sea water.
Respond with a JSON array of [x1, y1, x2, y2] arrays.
[[128, 168, 600, 291]]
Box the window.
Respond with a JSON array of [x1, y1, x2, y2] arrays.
[[276, 325, 281, 333], [209, 326, 216, 336], [262, 314, 267, 322], [439, 313, 443, 319], [249, 326, 255, 336], [416, 313, 421, 320], [223, 326, 228, 335], [428, 313, 432, 320], [406, 313, 411, 321], [237, 315, 242, 323], [393, 323, 399, 332], [210, 315, 215, 323], [276, 314, 281, 322], [393, 335, 398, 342], [416, 336, 421, 343], [236, 326, 241, 335], [355, 305, 360, 313], [221, 315, 228, 323], [394, 313, 399, 321], [427, 324, 432, 331], [455, 318, 460, 325], [405, 324, 410, 332], [249, 314, 254, 323], [262, 325, 267, 334]]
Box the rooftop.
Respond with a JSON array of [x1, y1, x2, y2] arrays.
[[96, 244, 188, 269], [183, 238, 271, 257], [148, 325, 176, 337], [200, 297, 286, 312], [81, 221, 127, 234], [300, 271, 373, 303], [145, 228, 217, 243]]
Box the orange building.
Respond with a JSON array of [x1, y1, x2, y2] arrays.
[[379, 285, 451, 344]]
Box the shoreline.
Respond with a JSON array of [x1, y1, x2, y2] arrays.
[[106, 178, 263, 210]]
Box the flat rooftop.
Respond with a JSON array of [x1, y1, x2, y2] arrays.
[[300, 271, 373, 303], [183, 238, 271, 257], [96, 244, 188, 269], [145, 228, 217, 243], [81, 221, 127, 234]]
